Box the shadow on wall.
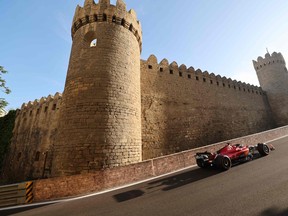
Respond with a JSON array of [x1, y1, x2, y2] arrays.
[[259, 207, 288, 216], [113, 167, 220, 202]]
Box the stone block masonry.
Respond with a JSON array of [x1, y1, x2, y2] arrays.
[[52, 0, 143, 177], [141, 55, 274, 159]]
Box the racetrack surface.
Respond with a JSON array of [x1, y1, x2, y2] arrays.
[[2, 136, 288, 216]]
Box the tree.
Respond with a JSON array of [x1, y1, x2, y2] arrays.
[[0, 66, 11, 116]]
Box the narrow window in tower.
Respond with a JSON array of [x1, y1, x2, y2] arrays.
[[30, 110, 32, 116], [179, 72, 183, 77], [94, 14, 98, 21], [103, 14, 107, 22], [121, 19, 126, 27], [217, 81, 219, 86], [148, 65, 152, 69], [210, 80, 213, 84], [188, 74, 191, 79], [112, 15, 116, 23], [196, 76, 199, 81], [129, 24, 133, 32], [90, 39, 97, 47], [223, 83, 225, 87], [52, 104, 56, 110], [85, 15, 89, 24], [160, 67, 164, 72], [170, 70, 173, 74], [228, 84, 231, 88], [44, 106, 48, 113], [203, 78, 206, 82]]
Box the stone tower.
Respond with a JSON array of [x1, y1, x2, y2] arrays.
[[52, 0, 142, 177], [253, 52, 288, 126]]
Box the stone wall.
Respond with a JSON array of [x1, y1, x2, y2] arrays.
[[141, 55, 274, 159], [253, 52, 288, 126], [2, 93, 62, 182], [52, 0, 143, 177], [33, 126, 288, 202]]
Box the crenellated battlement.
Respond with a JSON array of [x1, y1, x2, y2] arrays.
[[72, 0, 142, 50], [253, 52, 286, 71], [19, 92, 62, 117], [143, 55, 263, 95]]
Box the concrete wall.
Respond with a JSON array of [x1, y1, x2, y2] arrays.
[[33, 125, 288, 202], [141, 55, 274, 159]]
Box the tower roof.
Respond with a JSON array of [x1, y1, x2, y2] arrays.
[[253, 51, 285, 70], [72, 0, 142, 50]]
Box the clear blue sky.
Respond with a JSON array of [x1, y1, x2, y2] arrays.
[[1, 0, 288, 110]]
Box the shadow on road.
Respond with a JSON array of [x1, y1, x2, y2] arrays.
[[0, 204, 53, 216], [113, 167, 220, 202], [259, 207, 288, 216], [148, 167, 221, 191]]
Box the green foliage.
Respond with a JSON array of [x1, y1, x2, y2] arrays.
[[0, 110, 16, 171], [0, 66, 11, 115]]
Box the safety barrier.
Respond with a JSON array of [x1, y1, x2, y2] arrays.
[[0, 181, 33, 208]]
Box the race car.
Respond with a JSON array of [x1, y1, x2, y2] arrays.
[[195, 143, 273, 171]]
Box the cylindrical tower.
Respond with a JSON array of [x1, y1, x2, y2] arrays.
[[52, 0, 142, 177], [253, 52, 288, 126]]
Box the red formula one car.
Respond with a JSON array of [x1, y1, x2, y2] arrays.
[[195, 143, 273, 171]]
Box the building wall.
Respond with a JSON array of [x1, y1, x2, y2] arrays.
[[2, 93, 62, 182], [141, 55, 274, 159]]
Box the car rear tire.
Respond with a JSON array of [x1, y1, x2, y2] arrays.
[[196, 159, 207, 168], [257, 143, 270, 156], [216, 155, 231, 171]]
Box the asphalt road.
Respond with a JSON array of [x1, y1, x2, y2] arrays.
[[2, 136, 288, 216]]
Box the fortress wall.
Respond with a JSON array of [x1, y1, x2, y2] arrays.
[[141, 55, 274, 159], [3, 93, 62, 182]]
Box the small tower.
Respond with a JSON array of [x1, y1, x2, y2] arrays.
[[52, 0, 142, 177], [253, 52, 288, 126]]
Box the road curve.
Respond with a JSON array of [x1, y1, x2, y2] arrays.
[[2, 136, 288, 216]]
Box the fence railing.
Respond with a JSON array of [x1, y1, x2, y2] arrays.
[[0, 181, 33, 208]]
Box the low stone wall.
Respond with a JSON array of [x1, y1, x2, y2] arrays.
[[34, 126, 288, 202]]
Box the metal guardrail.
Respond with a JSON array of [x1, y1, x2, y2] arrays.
[[0, 181, 33, 208]]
